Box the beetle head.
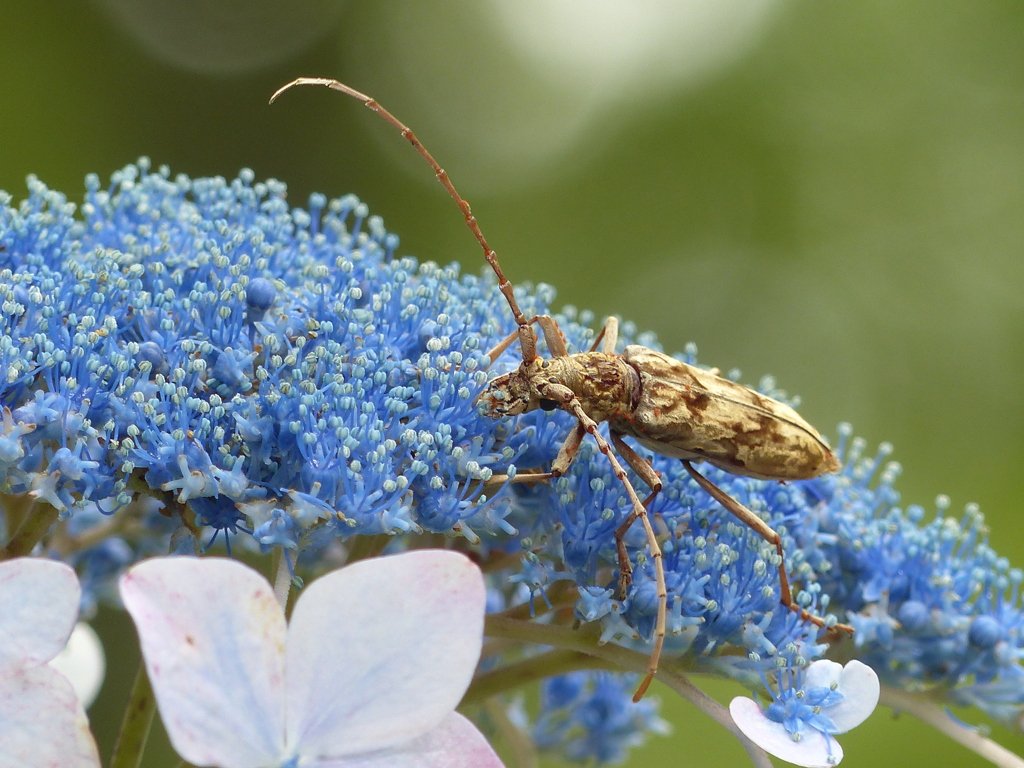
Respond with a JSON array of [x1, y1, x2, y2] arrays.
[[478, 368, 537, 417], [478, 360, 561, 418]]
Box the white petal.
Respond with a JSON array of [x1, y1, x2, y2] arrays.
[[303, 713, 506, 768], [119, 557, 286, 768], [49, 623, 105, 708], [0, 665, 100, 768], [0, 558, 80, 669], [287, 550, 485, 759], [803, 659, 843, 690], [730, 697, 844, 768], [816, 660, 880, 733]]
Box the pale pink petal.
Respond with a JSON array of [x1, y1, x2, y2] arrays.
[[730, 696, 844, 768], [0, 558, 80, 669], [119, 557, 286, 768], [286, 550, 485, 759], [303, 713, 506, 768], [49, 623, 105, 709], [0, 665, 100, 768], [393, 712, 506, 768], [807, 660, 879, 733]]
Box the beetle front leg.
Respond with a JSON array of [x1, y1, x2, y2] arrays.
[[535, 315, 569, 357], [483, 314, 569, 368], [483, 327, 521, 366], [486, 423, 585, 486], [681, 460, 854, 636]]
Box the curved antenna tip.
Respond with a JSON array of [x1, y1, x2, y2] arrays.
[[270, 77, 330, 104], [270, 77, 370, 105]]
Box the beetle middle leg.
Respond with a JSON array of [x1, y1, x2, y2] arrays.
[[681, 460, 854, 635], [592, 318, 669, 598]]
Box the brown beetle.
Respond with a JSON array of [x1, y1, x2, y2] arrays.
[[271, 78, 852, 700]]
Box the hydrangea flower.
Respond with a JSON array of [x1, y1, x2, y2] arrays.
[[119, 550, 504, 768], [730, 659, 879, 767], [532, 672, 671, 763], [2, 162, 1024, 765], [0, 558, 100, 768]]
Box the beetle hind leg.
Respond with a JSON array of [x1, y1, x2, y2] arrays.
[[609, 431, 663, 600], [681, 460, 854, 636]]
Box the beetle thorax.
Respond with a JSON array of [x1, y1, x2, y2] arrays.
[[478, 352, 640, 421]]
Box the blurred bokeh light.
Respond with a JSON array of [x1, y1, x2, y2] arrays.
[[2, 2, 1023, 766]]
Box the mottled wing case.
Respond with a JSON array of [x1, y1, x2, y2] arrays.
[[614, 346, 838, 481]]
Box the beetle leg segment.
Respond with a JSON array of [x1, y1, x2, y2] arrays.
[[681, 460, 854, 636], [483, 327, 523, 367], [588, 315, 619, 354], [609, 432, 664, 612], [484, 471, 557, 486], [535, 315, 569, 357], [483, 314, 568, 368], [487, 425, 584, 487], [539, 384, 665, 701], [610, 431, 662, 504], [552, 423, 587, 475]]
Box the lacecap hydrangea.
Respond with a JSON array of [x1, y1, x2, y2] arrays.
[[1, 160, 1023, 765]]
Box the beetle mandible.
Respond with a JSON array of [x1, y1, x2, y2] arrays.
[[270, 78, 853, 700]]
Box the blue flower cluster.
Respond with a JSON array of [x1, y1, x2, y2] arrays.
[[2, 162, 1024, 763], [0, 161, 529, 553], [532, 672, 669, 764], [819, 440, 1024, 728]]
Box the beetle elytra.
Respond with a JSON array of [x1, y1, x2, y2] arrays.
[[271, 78, 853, 700]]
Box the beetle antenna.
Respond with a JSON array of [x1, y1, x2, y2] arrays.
[[271, 77, 537, 362]]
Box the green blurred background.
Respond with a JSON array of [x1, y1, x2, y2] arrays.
[[3, 1, 1023, 765]]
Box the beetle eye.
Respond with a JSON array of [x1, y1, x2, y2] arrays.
[[539, 398, 558, 412]]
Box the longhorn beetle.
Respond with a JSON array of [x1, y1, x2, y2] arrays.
[[271, 78, 854, 700]]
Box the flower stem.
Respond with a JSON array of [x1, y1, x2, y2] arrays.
[[108, 659, 157, 768], [0, 499, 59, 559], [880, 686, 1024, 768], [345, 533, 391, 563], [485, 616, 774, 768], [490, 583, 577, 621], [483, 697, 539, 768], [52, 504, 135, 556], [0, 491, 33, 539], [464, 647, 612, 704]]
